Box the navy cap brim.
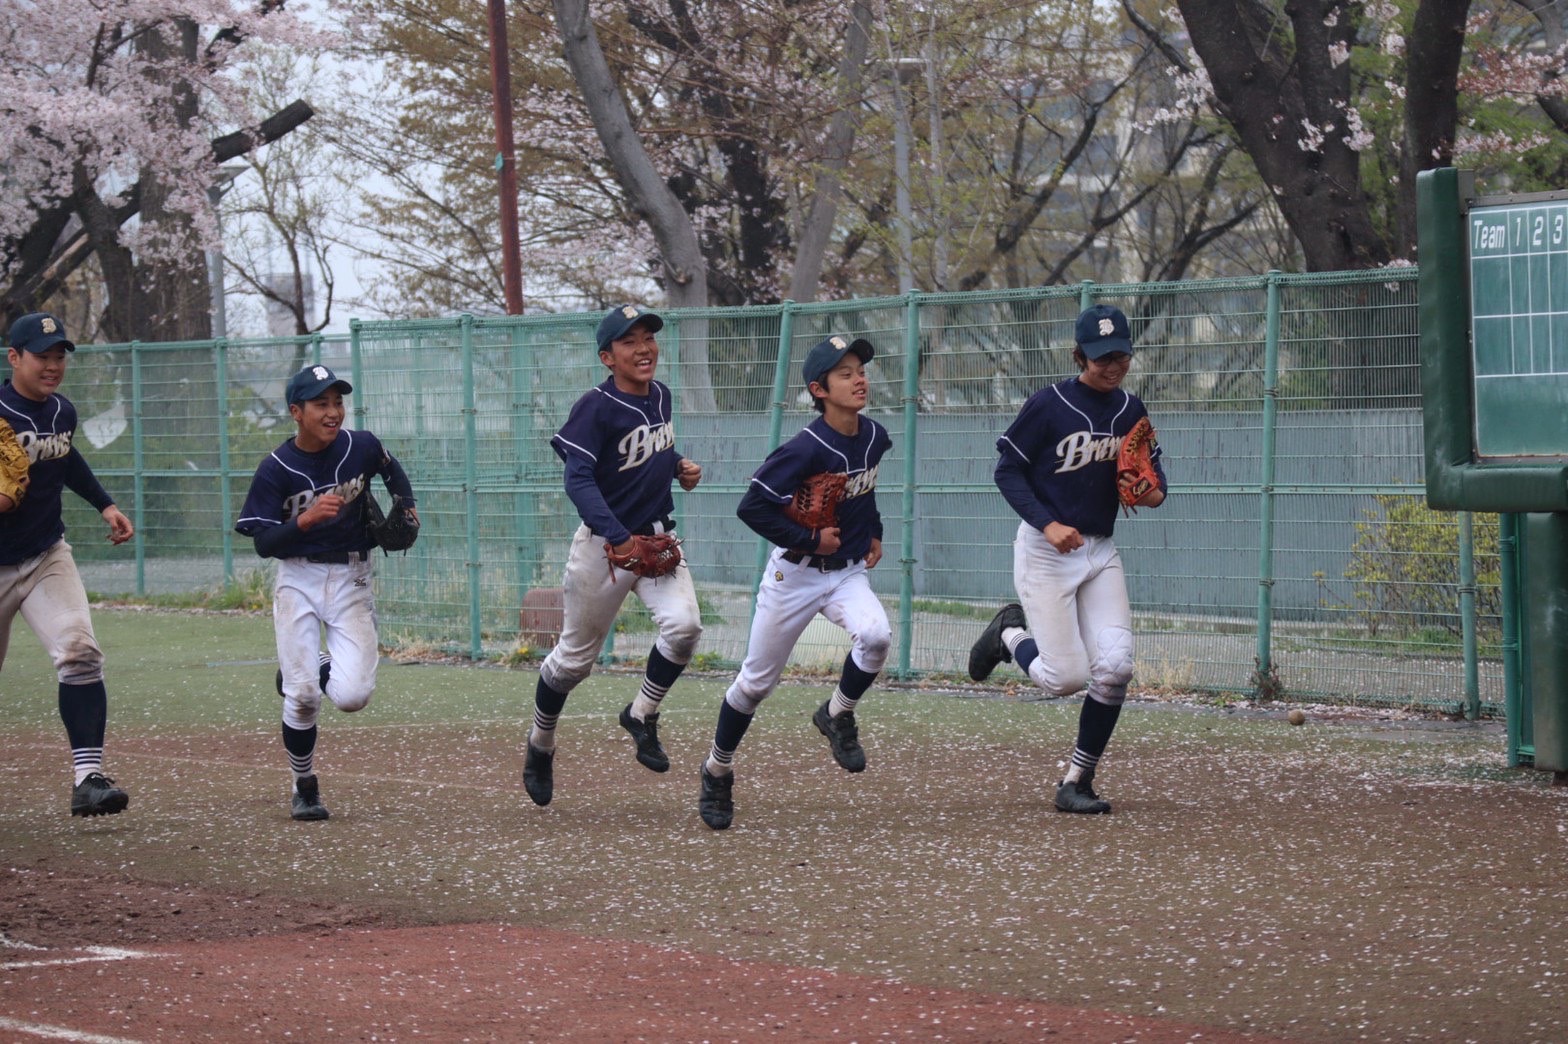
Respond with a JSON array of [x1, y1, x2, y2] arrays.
[[288, 377, 353, 406], [804, 337, 875, 386], [1080, 337, 1132, 360], [597, 309, 665, 351]]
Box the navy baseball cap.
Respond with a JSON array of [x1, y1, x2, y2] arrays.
[[803, 335, 875, 387], [7, 312, 75, 354], [285, 364, 352, 407], [596, 304, 664, 351], [1074, 304, 1133, 359]]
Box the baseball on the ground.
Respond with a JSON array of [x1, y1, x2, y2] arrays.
[[1287, 709, 1306, 726]]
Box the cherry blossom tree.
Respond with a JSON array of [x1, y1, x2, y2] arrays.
[[0, 0, 323, 340]]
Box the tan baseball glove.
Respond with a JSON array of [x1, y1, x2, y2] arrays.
[[0, 417, 29, 509], [784, 471, 848, 531], [1116, 417, 1159, 512], [605, 533, 683, 580]]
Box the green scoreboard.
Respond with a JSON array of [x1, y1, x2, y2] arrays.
[[1420, 169, 1568, 513], [1420, 168, 1568, 772], [1469, 194, 1568, 458]]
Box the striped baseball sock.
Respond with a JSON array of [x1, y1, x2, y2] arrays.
[[530, 677, 570, 752], [827, 652, 877, 717], [70, 748, 104, 786], [705, 700, 754, 777], [632, 646, 685, 721], [59, 681, 108, 783], [282, 723, 317, 780], [1062, 697, 1122, 783], [1005, 631, 1039, 673]]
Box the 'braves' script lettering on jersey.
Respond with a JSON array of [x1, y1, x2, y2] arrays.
[[14, 428, 72, 463], [1055, 430, 1121, 473], [618, 422, 675, 471], [844, 464, 879, 500], [282, 475, 367, 522]]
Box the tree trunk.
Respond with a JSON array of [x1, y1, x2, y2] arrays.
[[552, 0, 716, 412], [1397, 0, 1471, 255], [136, 17, 212, 342], [1175, 0, 1389, 270], [788, 1, 873, 301]]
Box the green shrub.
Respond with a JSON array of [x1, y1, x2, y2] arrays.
[[1345, 495, 1500, 639]]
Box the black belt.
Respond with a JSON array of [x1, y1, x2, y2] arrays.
[[782, 550, 856, 572], [305, 550, 368, 564], [631, 517, 675, 537]]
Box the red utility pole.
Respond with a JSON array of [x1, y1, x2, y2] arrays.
[[487, 0, 525, 314]]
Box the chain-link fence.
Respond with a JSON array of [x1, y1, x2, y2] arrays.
[[61, 269, 1499, 714]]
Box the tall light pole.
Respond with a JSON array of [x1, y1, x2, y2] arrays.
[[487, 0, 525, 314]]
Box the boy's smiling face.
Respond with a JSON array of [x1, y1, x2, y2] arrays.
[[290, 389, 346, 451], [601, 320, 660, 395], [811, 354, 869, 414], [8, 345, 70, 401]]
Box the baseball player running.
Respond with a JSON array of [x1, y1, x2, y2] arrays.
[[235, 365, 417, 821], [698, 335, 893, 830], [968, 304, 1166, 814], [1, 312, 136, 817], [523, 304, 704, 807]]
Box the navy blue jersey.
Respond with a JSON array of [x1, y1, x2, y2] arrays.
[[235, 429, 412, 558], [0, 380, 115, 565], [551, 377, 682, 544], [994, 378, 1166, 537], [738, 415, 891, 560]]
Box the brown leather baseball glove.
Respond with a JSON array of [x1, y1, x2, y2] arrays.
[[0, 417, 29, 508], [605, 533, 683, 580], [1116, 416, 1159, 512], [784, 471, 848, 530]]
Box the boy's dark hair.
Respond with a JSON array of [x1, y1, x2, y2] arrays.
[[809, 370, 835, 413]]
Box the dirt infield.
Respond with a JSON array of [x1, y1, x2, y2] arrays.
[[4, 610, 1568, 1041], [1, 872, 1284, 1043]]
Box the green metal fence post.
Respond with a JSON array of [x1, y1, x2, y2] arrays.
[[216, 338, 234, 583], [347, 324, 365, 429], [1500, 513, 1525, 764], [896, 294, 922, 678], [460, 315, 483, 659], [509, 323, 535, 600], [1253, 272, 1282, 693], [753, 305, 799, 588], [1459, 512, 1480, 720], [130, 342, 146, 596]]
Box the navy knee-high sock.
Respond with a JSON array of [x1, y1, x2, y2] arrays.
[[59, 681, 108, 779], [531, 676, 570, 748], [282, 722, 318, 779], [1069, 697, 1123, 779], [706, 700, 755, 775]]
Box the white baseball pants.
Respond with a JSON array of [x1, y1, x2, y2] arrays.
[[274, 555, 379, 728], [724, 547, 891, 714], [539, 523, 702, 693], [1013, 523, 1135, 703]]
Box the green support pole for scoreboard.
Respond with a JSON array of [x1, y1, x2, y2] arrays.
[[1521, 514, 1568, 772]]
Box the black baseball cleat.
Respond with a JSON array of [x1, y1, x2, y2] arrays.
[[275, 653, 332, 698], [1054, 775, 1112, 814], [523, 743, 555, 806], [619, 704, 670, 773], [291, 774, 331, 821], [968, 602, 1025, 682], [699, 766, 734, 830], [71, 773, 129, 817], [812, 700, 867, 773]]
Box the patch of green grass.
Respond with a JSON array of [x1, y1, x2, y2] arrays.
[[612, 594, 725, 633], [910, 599, 995, 620], [89, 570, 273, 612]]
